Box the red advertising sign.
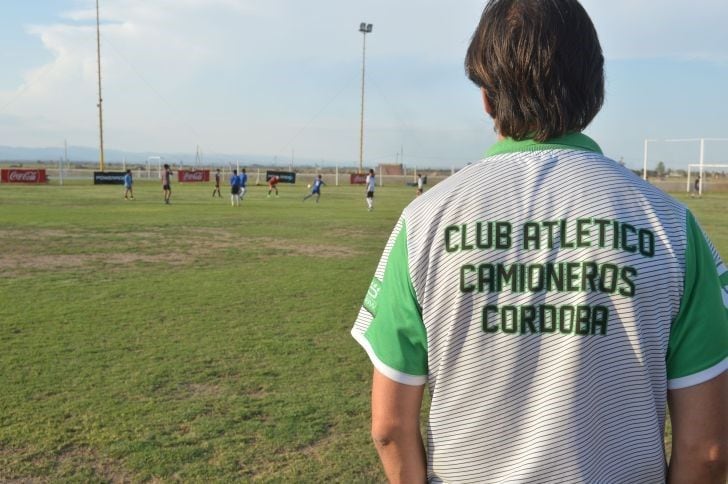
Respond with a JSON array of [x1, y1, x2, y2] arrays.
[[350, 173, 367, 184], [177, 170, 210, 182], [1, 169, 47, 183]]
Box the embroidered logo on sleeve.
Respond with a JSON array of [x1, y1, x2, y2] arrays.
[[363, 278, 383, 316]]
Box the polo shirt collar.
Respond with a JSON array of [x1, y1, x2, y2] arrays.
[[486, 132, 602, 156]]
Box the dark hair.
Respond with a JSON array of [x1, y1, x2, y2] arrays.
[[164, 163, 170, 169], [465, 0, 604, 141]]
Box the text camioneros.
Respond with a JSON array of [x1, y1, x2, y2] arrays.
[[444, 218, 655, 336]]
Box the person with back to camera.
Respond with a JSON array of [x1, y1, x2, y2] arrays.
[[350, 1, 728, 482], [230, 169, 241, 206]]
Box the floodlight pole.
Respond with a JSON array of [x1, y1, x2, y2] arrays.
[[358, 22, 373, 174], [95, 0, 105, 171]]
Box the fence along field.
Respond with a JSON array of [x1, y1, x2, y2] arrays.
[[0, 180, 725, 481]]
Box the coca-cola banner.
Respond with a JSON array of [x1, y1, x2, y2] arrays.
[[93, 171, 126, 185], [350, 173, 367, 184], [1, 169, 47, 184], [178, 170, 210, 182]]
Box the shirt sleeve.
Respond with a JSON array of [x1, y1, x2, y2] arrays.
[[351, 218, 428, 385], [666, 210, 728, 389]]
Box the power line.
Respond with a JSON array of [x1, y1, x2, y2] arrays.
[[277, 71, 359, 155], [102, 37, 203, 142]]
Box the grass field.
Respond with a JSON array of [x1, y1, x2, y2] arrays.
[[1, 181, 725, 482]]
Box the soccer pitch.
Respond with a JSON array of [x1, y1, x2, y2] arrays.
[[0, 182, 725, 481]]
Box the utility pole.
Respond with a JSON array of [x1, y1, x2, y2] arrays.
[[95, 0, 105, 171]]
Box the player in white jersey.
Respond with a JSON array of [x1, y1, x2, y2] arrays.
[[351, 1, 728, 483], [365, 169, 376, 211]]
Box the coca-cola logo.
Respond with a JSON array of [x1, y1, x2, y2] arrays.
[[9, 170, 39, 182], [181, 171, 205, 181]]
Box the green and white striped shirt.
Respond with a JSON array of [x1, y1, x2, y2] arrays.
[[352, 133, 728, 483]]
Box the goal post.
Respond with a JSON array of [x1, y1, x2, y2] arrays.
[[686, 164, 728, 195]]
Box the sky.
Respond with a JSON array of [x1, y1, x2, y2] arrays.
[[1, 0, 728, 170]]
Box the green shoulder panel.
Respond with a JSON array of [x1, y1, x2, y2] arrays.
[[667, 210, 728, 380], [364, 221, 428, 377]]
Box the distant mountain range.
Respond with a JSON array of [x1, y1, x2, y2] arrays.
[[0, 145, 339, 168]]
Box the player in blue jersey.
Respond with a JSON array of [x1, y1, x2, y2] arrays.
[[230, 169, 241, 206], [123, 169, 134, 200], [303, 175, 325, 203], [239, 168, 248, 201]]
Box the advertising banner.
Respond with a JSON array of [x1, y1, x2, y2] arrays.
[[93, 171, 126, 185], [350, 173, 367, 184], [266, 170, 296, 184], [1, 169, 47, 183], [178, 170, 210, 182]]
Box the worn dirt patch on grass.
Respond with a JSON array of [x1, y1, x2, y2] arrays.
[[54, 446, 134, 483], [0, 253, 187, 276], [184, 383, 223, 398], [0, 445, 133, 483], [256, 238, 359, 258], [0, 228, 358, 277]]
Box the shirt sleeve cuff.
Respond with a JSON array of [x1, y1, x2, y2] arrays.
[[351, 329, 427, 386], [668, 357, 728, 390]]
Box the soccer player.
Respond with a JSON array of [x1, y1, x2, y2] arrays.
[[303, 175, 325, 203], [267, 175, 280, 197], [692, 175, 701, 198], [365, 169, 375, 211], [416, 174, 424, 196], [239, 168, 248, 200], [123, 169, 134, 200], [351, 1, 728, 483], [212, 168, 222, 198], [162, 163, 172, 204], [230, 169, 241, 206]]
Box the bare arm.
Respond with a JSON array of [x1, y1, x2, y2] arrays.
[[371, 369, 427, 483], [668, 370, 728, 484]]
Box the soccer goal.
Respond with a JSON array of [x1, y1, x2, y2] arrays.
[[687, 164, 728, 195], [146, 156, 162, 180]]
